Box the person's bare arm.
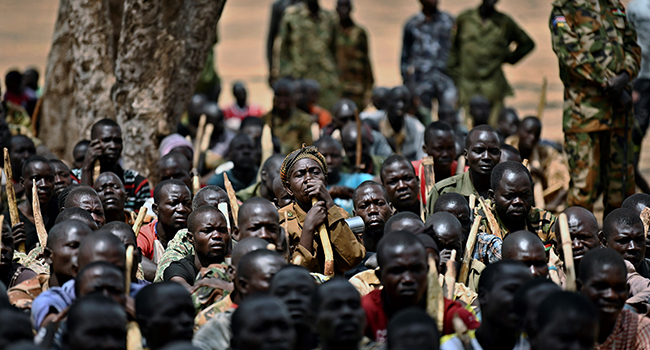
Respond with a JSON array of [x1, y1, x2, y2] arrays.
[[141, 256, 157, 282]]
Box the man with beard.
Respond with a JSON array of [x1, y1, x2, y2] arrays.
[[270, 265, 318, 350], [428, 125, 501, 207], [441, 260, 532, 350], [73, 119, 150, 212], [475, 161, 557, 249], [93, 172, 132, 225], [578, 248, 650, 349], [138, 180, 192, 266], [381, 155, 421, 216]]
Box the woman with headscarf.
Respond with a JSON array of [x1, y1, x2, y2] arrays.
[[279, 146, 365, 275]]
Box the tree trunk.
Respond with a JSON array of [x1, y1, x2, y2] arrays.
[[39, 0, 118, 161], [112, 0, 226, 180]]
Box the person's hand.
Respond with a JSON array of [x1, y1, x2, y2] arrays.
[[81, 139, 103, 171], [11, 222, 26, 248], [305, 180, 334, 209], [190, 277, 234, 295], [603, 72, 630, 97], [329, 186, 354, 200], [439, 249, 454, 267], [303, 200, 328, 236]]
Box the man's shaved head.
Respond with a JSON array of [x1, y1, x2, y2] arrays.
[[47, 219, 93, 247], [622, 193, 650, 216], [376, 231, 427, 268], [231, 237, 270, 268], [55, 207, 99, 230], [424, 212, 463, 257], [384, 212, 424, 235], [78, 232, 126, 271], [192, 185, 228, 210], [502, 230, 548, 278]]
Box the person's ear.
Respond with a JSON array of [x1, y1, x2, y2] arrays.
[[422, 144, 427, 154], [260, 169, 268, 183], [187, 231, 194, 245], [463, 149, 468, 161], [152, 203, 159, 217], [599, 230, 607, 247], [237, 276, 249, 295], [488, 189, 495, 202], [232, 225, 241, 241], [44, 247, 53, 265], [285, 185, 294, 197]]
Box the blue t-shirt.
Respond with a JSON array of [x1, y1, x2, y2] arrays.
[[329, 172, 374, 214]]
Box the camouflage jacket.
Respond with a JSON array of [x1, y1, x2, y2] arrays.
[[262, 109, 313, 154], [336, 23, 374, 97], [278, 3, 339, 92], [550, 0, 641, 133], [401, 11, 455, 83], [153, 229, 194, 282], [474, 199, 557, 250], [191, 263, 231, 313]]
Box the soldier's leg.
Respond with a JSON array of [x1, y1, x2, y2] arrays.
[[488, 98, 504, 127], [565, 131, 601, 211], [603, 127, 635, 215]]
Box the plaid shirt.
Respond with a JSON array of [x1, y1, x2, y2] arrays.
[[472, 232, 502, 265], [475, 199, 557, 250], [596, 309, 650, 350]]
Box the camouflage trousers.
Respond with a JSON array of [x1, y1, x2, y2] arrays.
[[564, 127, 635, 213]]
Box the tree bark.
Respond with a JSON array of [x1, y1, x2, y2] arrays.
[[39, 0, 118, 160], [112, 0, 226, 180]]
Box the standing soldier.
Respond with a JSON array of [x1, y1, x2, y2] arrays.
[[278, 0, 340, 111], [448, 0, 534, 126], [335, 0, 374, 110], [401, 0, 457, 117], [550, 0, 641, 215]]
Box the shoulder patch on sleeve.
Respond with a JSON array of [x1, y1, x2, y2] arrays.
[[552, 15, 567, 27]]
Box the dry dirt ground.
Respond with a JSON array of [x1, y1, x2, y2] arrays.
[[0, 0, 646, 217]]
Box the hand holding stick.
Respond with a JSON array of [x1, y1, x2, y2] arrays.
[[559, 213, 576, 291], [444, 249, 457, 300], [312, 197, 334, 277], [458, 215, 482, 285]]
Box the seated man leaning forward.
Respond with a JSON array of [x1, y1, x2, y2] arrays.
[[278, 146, 365, 275], [475, 161, 557, 250]]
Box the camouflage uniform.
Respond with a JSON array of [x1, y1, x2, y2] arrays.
[[474, 199, 557, 250], [194, 294, 233, 330], [262, 109, 313, 154], [278, 3, 341, 111], [153, 229, 194, 283], [191, 264, 231, 313], [448, 7, 535, 126], [336, 22, 374, 110], [401, 11, 458, 111], [550, 0, 641, 212]]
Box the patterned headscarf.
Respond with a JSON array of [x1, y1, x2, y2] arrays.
[[280, 145, 328, 189]]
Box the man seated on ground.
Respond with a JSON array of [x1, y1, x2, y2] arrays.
[[270, 265, 318, 350], [136, 282, 195, 350], [315, 136, 374, 214], [500, 144, 522, 163], [102, 221, 146, 283], [274, 177, 293, 208], [578, 248, 650, 349], [340, 121, 388, 176], [263, 78, 313, 154], [362, 231, 479, 342], [73, 118, 151, 212], [428, 125, 501, 208], [228, 295, 296, 350], [602, 208, 650, 278], [32, 230, 126, 329], [153, 185, 230, 282], [93, 172, 133, 225], [388, 308, 440, 350], [207, 133, 260, 192], [55, 207, 98, 230], [496, 107, 520, 142], [352, 181, 392, 255], [234, 197, 282, 249], [297, 79, 333, 129], [278, 147, 365, 274], [236, 154, 285, 203], [74, 261, 127, 308], [159, 133, 194, 161], [622, 193, 650, 260], [63, 186, 106, 229], [159, 151, 193, 190], [138, 179, 192, 266], [502, 230, 549, 279], [381, 155, 421, 215], [367, 86, 425, 161], [314, 278, 367, 350], [193, 249, 287, 350], [475, 161, 557, 249], [72, 140, 90, 170], [193, 237, 269, 328], [4, 156, 58, 253], [553, 206, 600, 285], [0, 220, 37, 290], [413, 121, 458, 206], [441, 260, 533, 350], [513, 278, 561, 340], [505, 116, 569, 212], [63, 294, 127, 350], [424, 212, 463, 273], [528, 291, 598, 350], [326, 99, 392, 157], [164, 205, 231, 291], [222, 82, 265, 131], [50, 159, 74, 197]]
